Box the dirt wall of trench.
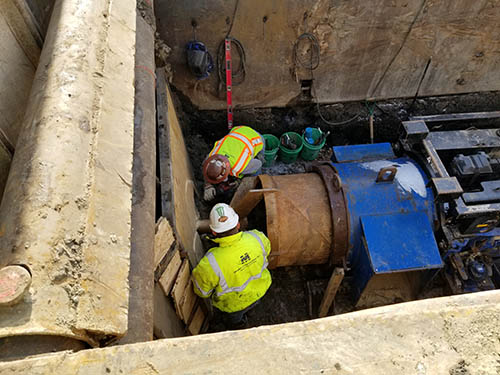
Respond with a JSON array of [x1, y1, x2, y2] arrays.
[[157, 0, 500, 110]]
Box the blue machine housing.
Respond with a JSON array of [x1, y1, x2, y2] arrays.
[[331, 143, 443, 300]]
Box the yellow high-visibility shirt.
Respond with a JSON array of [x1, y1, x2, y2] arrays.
[[192, 230, 272, 313], [208, 126, 264, 178]]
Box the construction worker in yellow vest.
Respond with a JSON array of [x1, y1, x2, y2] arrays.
[[192, 203, 272, 328], [202, 126, 265, 201]]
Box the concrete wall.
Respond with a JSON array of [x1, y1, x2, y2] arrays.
[[0, 0, 136, 346], [157, 0, 500, 110], [0, 0, 42, 196], [1, 290, 499, 373]]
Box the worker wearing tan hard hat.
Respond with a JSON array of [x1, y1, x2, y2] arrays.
[[192, 203, 272, 328], [202, 126, 265, 201]]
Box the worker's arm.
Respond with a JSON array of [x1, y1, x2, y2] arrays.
[[252, 230, 272, 257], [191, 255, 218, 298]]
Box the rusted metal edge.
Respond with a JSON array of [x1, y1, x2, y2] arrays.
[[312, 163, 350, 266], [258, 175, 281, 269], [156, 69, 175, 226]]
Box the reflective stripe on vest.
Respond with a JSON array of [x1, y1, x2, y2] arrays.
[[205, 232, 268, 297], [209, 139, 225, 156], [228, 132, 254, 154], [231, 148, 251, 177], [232, 128, 262, 151], [209, 131, 256, 158], [192, 277, 213, 297], [251, 138, 262, 147]]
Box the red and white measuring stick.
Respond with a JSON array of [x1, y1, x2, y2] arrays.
[[225, 38, 233, 130]]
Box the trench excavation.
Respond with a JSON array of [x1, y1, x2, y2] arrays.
[[174, 91, 500, 331], [1, 0, 500, 368]]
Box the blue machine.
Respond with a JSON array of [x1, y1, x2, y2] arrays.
[[316, 117, 500, 299], [329, 143, 443, 300]]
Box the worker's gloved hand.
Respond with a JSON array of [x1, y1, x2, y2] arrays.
[[203, 184, 217, 201], [228, 179, 241, 189]]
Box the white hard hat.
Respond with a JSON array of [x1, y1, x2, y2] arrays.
[[209, 203, 239, 233]]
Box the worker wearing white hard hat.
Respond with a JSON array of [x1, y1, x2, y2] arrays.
[[192, 203, 272, 328]]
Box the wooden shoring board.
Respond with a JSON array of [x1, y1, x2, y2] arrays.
[[158, 250, 182, 296], [180, 279, 197, 325], [171, 259, 191, 321], [170, 258, 202, 327], [164, 84, 204, 266], [188, 305, 205, 335], [318, 267, 345, 318], [154, 217, 176, 270]]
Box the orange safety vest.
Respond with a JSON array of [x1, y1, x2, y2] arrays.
[[208, 126, 264, 178]]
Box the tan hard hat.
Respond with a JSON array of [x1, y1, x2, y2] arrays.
[[203, 154, 230, 184]]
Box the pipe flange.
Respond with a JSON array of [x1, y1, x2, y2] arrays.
[[313, 163, 350, 266]]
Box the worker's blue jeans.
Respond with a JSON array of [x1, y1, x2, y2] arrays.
[[222, 299, 260, 328]]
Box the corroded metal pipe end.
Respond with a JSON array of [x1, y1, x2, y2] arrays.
[[259, 173, 333, 268]]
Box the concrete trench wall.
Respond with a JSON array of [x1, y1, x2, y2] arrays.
[[0, 0, 44, 198], [0, 0, 136, 347], [157, 0, 500, 110], [0, 290, 499, 373]]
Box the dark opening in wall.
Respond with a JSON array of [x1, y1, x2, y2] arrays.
[[300, 79, 312, 100]]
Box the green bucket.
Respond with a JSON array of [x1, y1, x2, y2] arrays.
[[279, 132, 303, 163], [300, 128, 326, 161], [262, 134, 279, 167]]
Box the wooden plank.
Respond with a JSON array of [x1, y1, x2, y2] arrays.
[[187, 305, 205, 335], [165, 84, 204, 266], [180, 281, 197, 324], [158, 250, 182, 296], [318, 268, 345, 318], [153, 284, 186, 338], [154, 241, 177, 282], [154, 217, 175, 270], [171, 259, 190, 321]]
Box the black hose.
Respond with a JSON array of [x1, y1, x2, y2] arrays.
[[217, 37, 246, 86], [293, 33, 320, 71]]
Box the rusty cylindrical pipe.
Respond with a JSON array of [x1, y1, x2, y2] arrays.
[[259, 174, 334, 268]]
